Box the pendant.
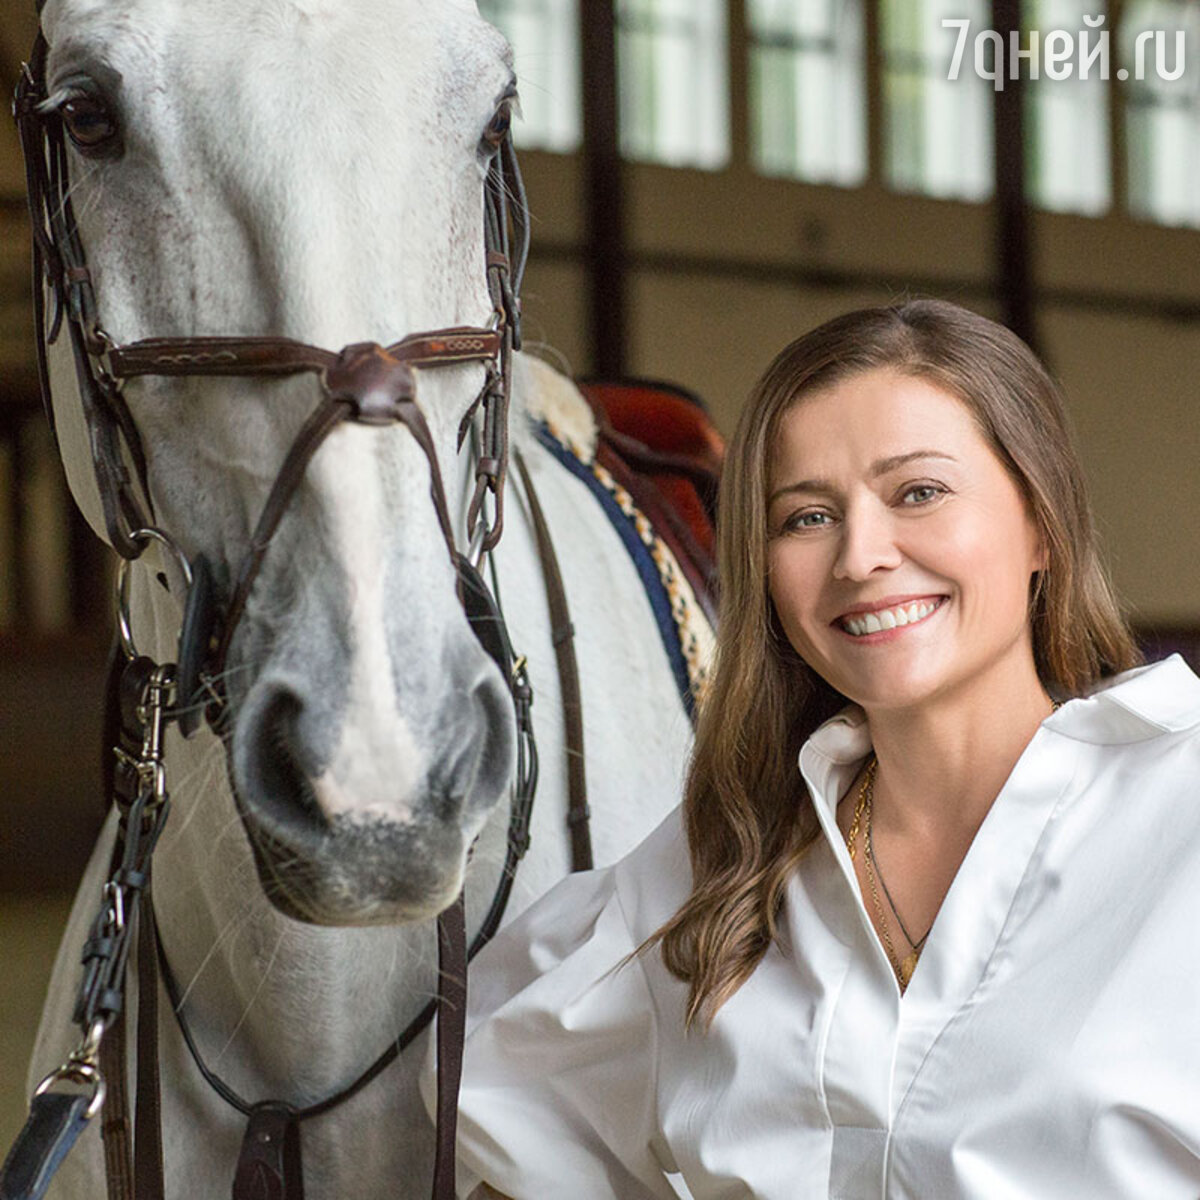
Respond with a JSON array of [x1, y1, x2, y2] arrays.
[[899, 950, 919, 988]]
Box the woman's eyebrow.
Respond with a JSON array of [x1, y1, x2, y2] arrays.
[[767, 450, 958, 506], [870, 449, 958, 476]]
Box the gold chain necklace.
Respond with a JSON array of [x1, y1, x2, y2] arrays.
[[845, 756, 919, 990]]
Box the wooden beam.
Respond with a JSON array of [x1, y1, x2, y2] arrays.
[[991, 0, 1039, 353], [579, 0, 627, 378]]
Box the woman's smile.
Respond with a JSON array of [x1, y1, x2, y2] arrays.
[[835, 595, 948, 640]]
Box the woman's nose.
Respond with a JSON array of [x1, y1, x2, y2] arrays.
[[832, 507, 903, 581]]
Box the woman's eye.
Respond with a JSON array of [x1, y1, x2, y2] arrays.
[[60, 94, 120, 154], [900, 484, 944, 506], [784, 510, 832, 532], [480, 102, 513, 153]]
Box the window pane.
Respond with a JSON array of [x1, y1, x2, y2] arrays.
[[748, 0, 867, 185], [479, 0, 582, 153], [1122, 0, 1200, 227], [616, 0, 730, 169], [1023, 0, 1111, 215], [882, 0, 993, 201]]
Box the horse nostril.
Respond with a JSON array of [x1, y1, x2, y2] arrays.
[[238, 686, 328, 833]]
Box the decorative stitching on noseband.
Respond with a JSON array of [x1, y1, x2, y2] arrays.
[[150, 351, 239, 366]]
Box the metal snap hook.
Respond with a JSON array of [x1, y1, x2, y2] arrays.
[[116, 527, 194, 661], [35, 1038, 107, 1120]]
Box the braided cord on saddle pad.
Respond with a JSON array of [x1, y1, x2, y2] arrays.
[[537, 378, 723, 719]]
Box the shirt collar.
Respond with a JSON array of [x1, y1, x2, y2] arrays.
[[798, 654, 1200, 814], [798, 706, 871, 821], [1046, 653, 1200, 743]]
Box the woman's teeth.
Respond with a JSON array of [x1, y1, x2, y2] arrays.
[[841, 599, 942, 637]]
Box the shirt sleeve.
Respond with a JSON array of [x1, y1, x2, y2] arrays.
[[422, 865, 679, 1200]]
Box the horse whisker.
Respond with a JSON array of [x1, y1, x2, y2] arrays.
[[173, 904, 253, 1012], [214, 926, 285, 1065]]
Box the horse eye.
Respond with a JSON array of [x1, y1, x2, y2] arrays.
[[480, 102, 512, 153], [60, 94, 120, 155]]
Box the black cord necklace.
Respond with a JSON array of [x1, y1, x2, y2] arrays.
[[865, 818, 932, 952]]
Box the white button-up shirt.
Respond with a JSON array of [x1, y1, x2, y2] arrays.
[[438, 655, 1200, 1198]]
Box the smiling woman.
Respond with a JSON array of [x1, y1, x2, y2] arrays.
[[432, 300, 1200, 1199], [766, 371, 1049, 722]]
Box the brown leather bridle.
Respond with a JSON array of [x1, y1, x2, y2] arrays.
[[15, 25, 530, 717], [8, 22, 546, 1200]]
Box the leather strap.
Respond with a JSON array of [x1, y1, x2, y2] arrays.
[[134, 897, 164, 1200], [0, 1094, 92, 1200], [111, 339, 335, 379], [431, 895, 467, 1200], [15, 49, 153, 559], [99, 1016, 133, 1200], [107, 329, 502, 380], [209, 396, 353, 681], [514, 451, 592, 872], [98, 652, 135, 1200]]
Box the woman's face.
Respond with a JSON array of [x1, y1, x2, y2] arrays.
[[766, 368, 1045, 715]]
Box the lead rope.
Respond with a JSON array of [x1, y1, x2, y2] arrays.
[[0, 647, 173, 1200], [133, 891, 164, 1200]]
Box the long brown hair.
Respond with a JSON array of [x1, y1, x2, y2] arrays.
[[652, 299, 1142, 1029]]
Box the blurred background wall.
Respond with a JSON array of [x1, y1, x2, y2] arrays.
[[1, 0, 1198, 1140]]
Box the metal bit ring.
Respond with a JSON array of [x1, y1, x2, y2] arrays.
[[116, 527, 194, 660]]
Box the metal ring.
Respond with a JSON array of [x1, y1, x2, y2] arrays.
[[35, 1058, 107, 1121], [116, 527, 194, 660], [85, 324, 123, 388]]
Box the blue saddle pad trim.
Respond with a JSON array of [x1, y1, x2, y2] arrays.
[[534, 424, 694, 719]]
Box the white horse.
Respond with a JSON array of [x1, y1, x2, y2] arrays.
[[23, 1, 709, 1196]]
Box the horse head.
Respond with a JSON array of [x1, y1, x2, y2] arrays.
[[28, 0, 525, 925]]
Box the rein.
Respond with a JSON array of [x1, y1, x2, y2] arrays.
[[3, 20, 593, 1200]]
